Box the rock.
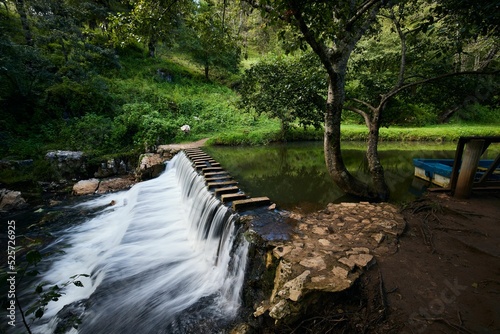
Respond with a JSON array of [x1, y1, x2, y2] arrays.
[[372, 232, 385, 244], [97, 177, 135, 193], [0, 189, 28, 211], [283, 270, 310, 301], [349, 253, 374, 268], [273, 245, 293, 258], [269, 299, 290, 320], [180, 124, 191, 134], [299, 256, 326, 270], [0, 159, 33, 171], [136, 153, 167, 181], [45, 150, 87, 180], [338, 257, 356, 270], [72, 179, 99, 195], [332, 266, 349, 279], [94, 158, 133, 178], [242, 201, 407, 332]]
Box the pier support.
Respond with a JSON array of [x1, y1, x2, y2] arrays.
[[454, 140, 485, 199]]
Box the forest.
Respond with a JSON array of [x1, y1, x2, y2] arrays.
[[1, 0, 499, 196]]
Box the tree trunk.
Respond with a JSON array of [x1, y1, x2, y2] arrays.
[[366, 112, 390, 201], [204, 65, 209, 81], [148, 40, 156, 57], [324, 74, 375, 199], [14, 0, 33, 46]]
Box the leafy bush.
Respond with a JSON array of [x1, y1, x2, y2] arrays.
[[41, 76, 114, 119], [451, 103, 500, 124], [60, 113, 114, 152], [112, 103, 180, 149]]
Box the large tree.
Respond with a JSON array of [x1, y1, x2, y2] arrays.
[[247, 0, 394, 200], [180, 0, 241, 80], [246, 0, 499, 201], [110, 0, 193, 57]]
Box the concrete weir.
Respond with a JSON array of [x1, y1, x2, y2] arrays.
[[183, 148, 272, 212]]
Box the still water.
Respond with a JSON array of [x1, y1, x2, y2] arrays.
[[205, 141, 499, 213]]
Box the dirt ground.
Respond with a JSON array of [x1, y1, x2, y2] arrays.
[[374, 190, 500, 334]]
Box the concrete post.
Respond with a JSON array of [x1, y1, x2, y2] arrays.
[[454, 139, 485, 199]]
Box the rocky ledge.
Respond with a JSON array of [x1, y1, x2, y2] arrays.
[[240, 201, 406, 331]]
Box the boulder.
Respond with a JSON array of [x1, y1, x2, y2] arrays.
[[0, 189, 28, 212], [72, 179, 99, 195], [135, 153, 167, 181], [94, 157, 134, 178], [45, 150, 87, 180], [97, 177, 135, 194]]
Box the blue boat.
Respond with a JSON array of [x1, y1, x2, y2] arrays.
[[413, 159, 496, 187]]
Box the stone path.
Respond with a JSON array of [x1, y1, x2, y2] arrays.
[[157, 138, 209, 151], [252, 202, 406, 322]]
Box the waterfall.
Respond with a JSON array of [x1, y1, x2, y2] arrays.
[[30, 152, 249, 334]]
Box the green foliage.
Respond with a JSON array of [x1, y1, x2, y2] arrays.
[[239, 52, 326, 135], [450, 104, 500, 125], [59, 113, 115, 152], [41, 77, 114, 119], [179, 0, 241, 80]]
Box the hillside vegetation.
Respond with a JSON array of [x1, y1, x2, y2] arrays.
[[1, 0, 499, 163]]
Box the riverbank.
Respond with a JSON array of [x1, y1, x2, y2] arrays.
[[264, 189, 500, 333], [207, 124, 500, 146]]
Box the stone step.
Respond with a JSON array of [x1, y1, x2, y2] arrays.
[[220, 193, 248, 203], [214, 186, 240, 196], [207, 180, 238, 189], [205, 175, 232, 182], [195, 163, 220, 171], [204, 171, 230, 177], [187, 153, 212, 159], [184, 148, 203, 153], [232, 197, 272, 211], [202, 167, 224, 173], [191, 158, 216, 163]]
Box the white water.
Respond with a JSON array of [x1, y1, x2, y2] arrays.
[[31, 152, 249, 334]]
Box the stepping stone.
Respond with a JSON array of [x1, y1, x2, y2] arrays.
[[191, 158, 216, 163], [207, 180, 238, 189], [205, 175, 232, 182], [202, 167, 224, 173], [214, 186, 240, 196], [232, 197, 271, 211], [221, 193, 248, 203], [205, 171, 229, 177]]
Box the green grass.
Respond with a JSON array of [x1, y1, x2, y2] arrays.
[[207, 123, 500, 146]]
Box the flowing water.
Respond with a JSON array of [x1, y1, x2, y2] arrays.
[[28, 152, 248, 334]]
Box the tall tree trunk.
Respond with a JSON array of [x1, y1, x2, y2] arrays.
[[148, 39, 156, 57], [324, 74, 375, 199], [14, 0, 33, 46], [204, 64, 209, 81], [366, 111, 389, 200]]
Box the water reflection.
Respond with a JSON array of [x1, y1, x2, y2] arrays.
[[205, 141, 498, 213]]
